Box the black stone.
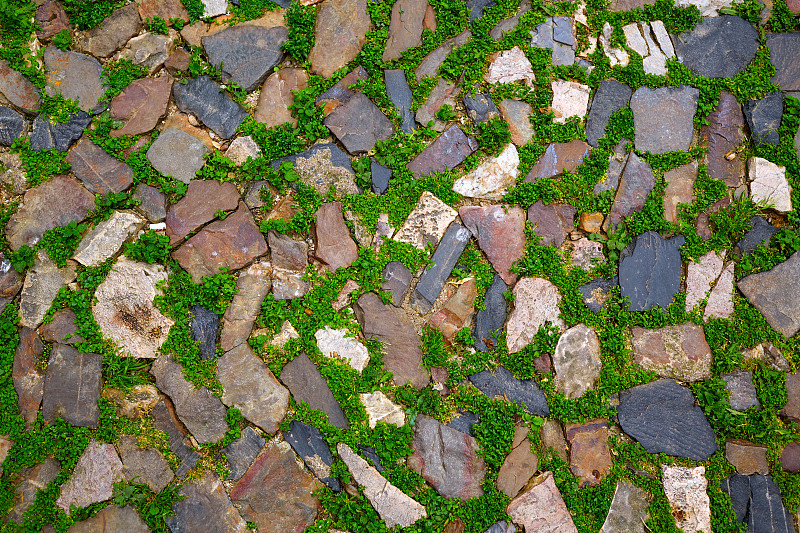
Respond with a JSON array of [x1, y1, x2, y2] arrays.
[[463, 91, 499, 124], [578, 276, 617, 314], [447, 409, 479, 436], [269, 142, 353, 174], [370, 158, 392, 194], [384, 69, 415, 134], [619, 231, 684, 312], [381, 261, 412, 307], [466, 0, 496, 20], [469, 366, 550, 416], [285, 420, 340, 491], [222, 426, 265, 481], [617, 379, 718, 461], [735, 216, 780, 256], [672, 15, 759, 79], [29, 112, 90, 152], [152, 401, 200, 478], [720, 474, 796, 532], [410, 222, 471, 313], [744, 92, 783, 147], [190, 305, 219, 361], [585, 79, 632, 147], [202, 25, 287, 92], [473, 274, 508, 351], [358, 445, 387, 472], [0, 106, 25, 146], [172, 75, 247, 139], [274, 0, 291, 6]]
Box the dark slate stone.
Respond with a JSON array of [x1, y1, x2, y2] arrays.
[[410, 223, 471, 313], [269, 142, 353, 174], [190, 305, 219, 361], [473, 274, 508, 351], [463, 91, 499, 124], [285, 420, 340, 491], [382, 261, 412, 307], [370, 158, 392, 194], [578, 276, 617, 314], [274, 0, 291, 6], [0, 106, 25, 146], [172, 75, 247, 139], [721, 474, 796, 532], [407, 125, 478, 177], [721, 473, 751, 521], [672, 15, 759, 79], [617, 378, 718, 461], [42, 344, 102, 428], [552, 16, 574, 46], [280, 353, 350, 429], [767, 32, 800, 93], [447, 409, 479, 436], [202, 25, 287, 92], [619, 231, 684, 312], [358, 445, 386, 472], [384, 69, 415, 134], [743, 92, 783, 147], [466, 0, 496, 20], [585, 79, 632, 147], [735, 216, 780, 256], [151, 401, 199, 478], [323, 92, 394, 155], [222, 426, 265, 481], [469, 366, 550, 416], [29, 112, 91, 152]]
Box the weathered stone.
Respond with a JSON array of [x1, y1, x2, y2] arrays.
[[460, 205, 525, 286], [453, 144, 518, 200], [223, 426, 265, 481], [147, 127, 209, 183], [498, 99, 534, 146], [631, 323, 712, 382], [485, 46, 534, 85], [470, 366, 550, 416], [551, 80, 590, 123], [526, 201, 576, 249], [553, 324, 602, 399], [506, 277, 564, 354], [619, 231, 684, 312], [79, 3, 141, 58], [371, 158, 393, 194], [739, 251, 800, 338], [473, 274, 507, 351], [332, 279, 360, 312], [617, 379, 718, 460], [742, 342, 790, 373], [410, 222, 471, 313], [309, 0, 371, 78], [354, 292, 430, 389], [705, 262, 734, 320], [490, 0, 531, 39], [750, 156, 791, 212], [137, 0, 189, 22], [315, 326, 370, 371], [428, 278, 477, 341], [314, 201, 358, 272], [663, 161, 697, 222], [540, 420, 568, 462], [767, 32, 800, 93], [361, 391, 405, 429], [187, 305, 218, 361], [599, 480, 650, 533], [497, 426, 538, 498], [744, 92, 784, 147], [445, 409, 478, 436], [570, 238, 605, 270], [783, 371, 800, 421], [0, 60, 41, 112], [73, 211, 143, 267], [525, 141, 590, 183], [68, 137, 134, 195], [203, 25, 287, 91], [133, 184, 166, 223], [93, 258, 172, 358], [151, 401, 199, 477], [285, 420, 339, 490], [109, 76, 172, 138], [662, 465, 711, 533], [415, 78, 457, 132], [394, 191, 457, 249], [407, 125, 478, 177], [382, 0, 428, 62], [721, 474, 795, 532], [255, 67, 307, 127], [316, 66, 367, 116], [68, 505, 149, 533], [578, 276, 616, 314], [39, 308, 82, 346], [44, 47, 107, 114], [734, 216, 778, 258], [631, 85, 698, 154], [13, 327, 44, 426], [280, 353, 349, 429], [268, 230, 309, 300], [269, 143, 357, 195], [673, 16, 758, 78], [507, 472, 578, 532], [463, 91, 499, 125], [530, 17, 575, 66], [167, 471, 248, 533], [225, 136, 261, 167], [467, 0, 497, 19], [415, 30, 472, 80], [35, 0, 70, 42], [585, 79, 632, 147], [165, 181, 239, 244], [102, 383, 159, 419], [385, 69, 415, 133], [0, 152, 26, 195], [173, 75, 247, 139], [118, 435, 174, 493], [20, 252, 77, 329], [7, 457, 60, 523], [0, 106, 25, 147], [56, 440, 122, 513], [565, 420, 612, 488], [782, 443, 800, 472], [30, 112, 91, 152], [726, 440, 768, 475], [382, 261, 412, 306], [484, 522, 516, 533], [686, 251, 724, 313], [165, 47, 192, 75], [700, 90, 746, 187]]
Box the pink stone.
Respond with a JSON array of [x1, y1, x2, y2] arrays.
[[460, 205, 526, 285], [507, 471, 578, 532]]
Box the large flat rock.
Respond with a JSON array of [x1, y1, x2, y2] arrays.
[[631, 85, 698, 154], [166, 471, 248, 533], [173, 75, 247, 139], [44, 47, 107, 114], [146, 126, 211, 183], [30, 112, 91, 152], [673, 15, 759, 78], [308, 0, 371, 78], [67, 136, 134, 194], [280, 353, 350, 429], [407, 125, 478, 177], [631, 323, 712, 382], [507, 472, 577, 532], [738, 251, 800, 338], [767, 32, 800, 92], [599, 480, 649, 533], [473, 274, 508, 351], [469, 366, 550, 416], [78, 3, 141, 58], [383, 0, 427, 62], [256, 67, 308, 127], [56, 440, 122, 512], [42, 344, 101, 428], [0, 60, 41, 112], [165, 180, 241, 244], [619, 232, 684, 312], [109, 76, 173, 138], [700, 90, 745, 187], [203, 25, 287, 91]]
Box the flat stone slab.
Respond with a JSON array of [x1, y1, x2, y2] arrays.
[[67, 137, 134, 195], [473, 274, 508, 351], [463, 90, 499, 124], [268, 230, 310, 300], [14, 327, 44, 425], [166, 180, 240, 244], [280, 352, 350, 429], [735, 215, 779, 256], [722, 371, 759, 411], [167, 471, 248, 533], [220, 262, 271, 351], [44, 47, 107, 114], [69, 505, 149, 533], [315, 326, 370, 371], [382, 0, 427, 62], [738, 251, 800, 338], [42, 344, 102, 428], [631, 85, 698, 154], [525, 141, 590, 183], [394, 191, 457, 249], [72, 211, 144, 267], [673, 15, 759, 78], [767, 32, 800, 92], [507, 472, 578, 532], [382, 261, 412, 306], [324, 93, 394, 155], [619, 231, 684, 312], [189, 304, 218, 361], [498, 99, 534, 146], [599, 480, 650, 533], [617, 378, 718, 460], [7, 458, 60, 523], [700, 90, 745, 187], [0, 106, 26, 147], [56, 440, 122, 513], [151, 401, 199, 478], [0, 59, 41, 112], [469, 366, 550, 416], [19, 252, 77, 329], [146, 126, 211, 184], [526, 201, 576, 248], [565, 420, 612, 487], [744, 93, 783, 147], [506, 277, 564, 354], [109, 76, 173, 138], [410, 222, 471, 313], [118, 435, 174, 493], [256, 67, 308, 127], [586, 81, 632, 147], [308, 0, 371, 78], [30, 112, 91, 152], [269, 143, 357, 195], [726, 440, 768, 475], [173, 75, 247, 139], [662, 465, 711, 533], [553, 324, 602, 399], [749, 156, 791, 212], [454, 143, 519, 200], [385, 69, 415, 133], [428, 278, 477, 341], [631, 323, 713, 382], [314, 201, 358, 272], [222, 426, 265, 481], [285, 420, 340, 490], [497, 426, 538, 498], [316, 66, 367, 116], [721, 474, 795, 532], [664, 161, 697, 222], [203, 25, 287, 91], [407, 125, 478, 177], [79, 3, 140, 58]]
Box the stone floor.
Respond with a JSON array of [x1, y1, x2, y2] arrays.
[[1, 0, 800, 531]]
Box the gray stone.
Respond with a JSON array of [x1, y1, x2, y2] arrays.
[[600, 480, 650, 533], [735, 216, 778, 257], [498, 99, 534, 146], [203, 25, 287, 91], [527, 201, 576, 248], [285, 420, 340, 491], [220, 262, 271, 351], [68, 505, 149, 533], [578, 276, 616, 314], [447, 409, 479, 436], [222, 426, 265, 481], [384, 69, 415, 134], [382, 0, 428, 62], [463, 90, 499, 124], [585, 80, 632, 147], [118, 435, 174, 493], [485, 522, 516, 533], [407, 125, 478, 177], [415, 30, 472, 80], [530, 18, 574, 66], [617, 378, 718, 460], [553, 324, 602, 399], [767, 32, 800, 93], [72, 211, 144, 267], [553, 16, 574, 45], [120, 32, 174, 75], [720, 474, 796, 532], [316, 66, 367, 116], [743, 92, 783, 147], [133, 184, 166, 222], [13, 327, 44, 426], [19, 253, 77, 328], [673, 15, 759, 78], [190, 305, 219, 361], [269, 142, 357, 196], [631, 85, 698, 154], [7, 458, 60, 524], [173, 75, 247, 139], [44, 47, 107, 114], [603, 152, 656, 232], [30, 112, 91, 152], [469, 366, 550, 416], [410, 223, 471, 313], [721, 371, 760, 411], [467, 0, 496, 19], [382, 261, 412, 306], [738, 251, 800, 338], [56, 440, 122, 513], [619, 231, 684, 312], [151, 401, 199, 478], [0, 106, 25, 146], [371, 158, 392, 194], [42, 344, 101, 428], [0, 59, 41, 112], [473, 274, 508, 351], [166, 471, 248, 533], [280, 353, 349, 429], [79, 3, 141, 58], [146, 127, 211, 183], [490, 0, 531, 39], [67, 136, 134, 195]]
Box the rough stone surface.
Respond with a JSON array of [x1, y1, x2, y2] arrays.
[[411, 223, 471, 313], [280, 353, 349, 429], [394, 191, 458, 249], [551, 80, 590, 123], [497, 426, 538, 498], [226, 136, 261, 165], [600, 480, 650, 533], [685, 251, 724, 312], [415, 79, 458, 132], [151, 401, 199, 477], [314, 202, 358, 272], [767, 32, 800, 92], [223, 426, 265, 481], [464, 90, 499, 124], [0, 106, 26, 147], [473, 274, 508, 351], [73, 211, 144, 267], [782, 443, 800, 472], [382, 261, 412, 307], [44, 47, 107, 114], [256, 68, 308, 127], [68, 137, 134, 195], [469, 366, 550, 416], [120, 31, 174, 75], [166, 180, 240, 244], [133, 184, 166, 222], [385, 69, 415, 133], [173, 75, 247, 139], [721, 370, 760, 412], [738, 251, 800, 338], [506, 472, 578, 533], [631, 85, 698, 154], [79, 3, 141, 58], [324, 92, 393, 154], [38, 307, 81, 345], [316, 66, 368, 115], [726, 440, 768, 475], [454, 143, 519, 200], [662, 465, 711, 533], [269, 143, 357, 195], [269, 230, 310, 300], [203, 25, 287, 91], [700, 90, 746, 187], [0, 60, 41, 112], [19, 252, 76, 329], [407, 125, 478, 177], [315, 326, 370, 371], [673, 15, 759, 78], [617, 379, 718, 460], [498, 99, 534, 146], [137, 0, 190, 22], [167, 471, 248, 533], [146, 127, 211, 184], [749, 156, 792, 212], [721, 474, 795, 532], [744, 92, 784, 147], [585, 79, 632, 147], [603, 153, 656, 232], [664, 161, 697, 223], [526, 201, 576, 248], [525, 140, 590, 183], [309, 0, 371, 78], [118, 435, 174, 493], [109, 76, 172, 138], [68, 505, 149, 533], [485, 46, 534, 85], [13, 327, 44, 426], [218, 262, 270, 350], [619, 232, 684, 312], [553, 324, 602, 399], [631, 323, 713, 382], [285, 420, 340, 490], [7, 457, 60, 523], [42, 344, 101, 428], [565, 420, 612, 487], [382, 0, 427, 62], [415, 30, 472, 81], [56, 440, 122, 513], [506, 277, 564, 354], [30, 112, 91, 152], [361, 391, 405, 429], [705, 261, 734, 320]]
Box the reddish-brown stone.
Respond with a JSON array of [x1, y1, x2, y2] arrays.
[[696, 195, 731, 241], [165, 180, 241, 244], [631, 323, 712, 382], [313, 201, 358, 272], [165, 48, 192, 76], [565, 420, 612, 487], [524, 140, 590, 182], [13, 327, 44, 426], [0, 261, 23, 313], [700, 91, 745, 188], [382, 0, 428, 62], [663, 161, 697, 223], [460, 205, 526, 285], [308, 0, 371, 78], [39, 308, 83, 345], [726, 440, 768, 475], [0, 60, 41, 112], [36, 0, 70, 42], [782, 372, 800, 421], [316, 66, 367, 116], [255, 68, 308, 127], [526, 201, 576, 248], [497, 426, 538, 497], [781, 443, 800, 472], [67, 136, 134, 195], [109, 76, 173, 138], [428, 279, 477, 342], [136, 0, 189, 22]]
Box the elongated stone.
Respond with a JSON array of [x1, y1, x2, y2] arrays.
[[220, 262, 271, 351], [473, 274, 508, 351], [604, 152, 656, 232], [385, 69, 415, 133], [738, 251, 800, 338], [411, 222, 471, 313], [280, 353, 349, 429], [308, 0, 371, 78], [506, 277, 564, 354], [285, 420, 340, 490], [173, 75, 247, 139], [382, 0, 427, 62], [600, 480, 649, 533], [469, 366, 550, 416], [407, 125, 478, 177], [223, 427, 265, 481], [507, 472, 577, 532]]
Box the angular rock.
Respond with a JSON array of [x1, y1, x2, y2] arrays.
[[385, 69, 415, 133], [13, 327, 44, 426], [464, 90, 499, 124], [223, 426, 265, 481], [447, 409, 479, 435], [133, 184, 166, 223], [203, 25, 287, 91], [151, 401, 199, 477], [218, 262, 269, 352], [167, 471, 248, 533], [469, 366, 550, 416], [315, 326, 370, 371], [118, 435, 174, 493], [411, 223, 471, 313], [541, 420, 568, 462], [109, 76, 172, 138], [92, 258, 173, 358], [68, 137, 134, 195], [530, 17, 574, 67], [371, 158, 392, 194], [461, 205, 526, 285], [673, 15, 759, 78], [314, 201, 358, 271], [74, 212, 145, 269], [269, 143, 357, 195], [79, 3, 141, 58], [382, 261, 412, 306], [497, 426, 538, 498], [255, 67, 308, 127], [189, 305, 218, 361], [735, 215, 779, 256], [146, 126, 211, 183], [165, 47, 192, 76], [173, 75, 247, 139], [617, 379, 718, 460], [316, 66, 368, 116], [0, 106, 26, 146], [738, 251, 800, 338], [565, 420, 612, 487], [137, 0, 190, 22], [526, 201, 576, 248], [631, 85, 698, 154], [44, 47, 107, 114], [507, 472, 578, 533], [506, 277, 564, 354], [578, 276, 616, 314], [782, 443, 800, 472], [226, 136, 261, 165], [268, 230, 309, 300], [664, 161, 697, 222], [726, 440, 768, 475], [428, 278, 477, 341], [280, 353, 349, 429], [309, 0, 371, 78], [415, 30, 471, 80], [767, 32, 800, 92], [473, 274, 507, 351], [454, 143, 519, 200], [498, 99, 534, 146], [382, 0, 427, 62], [0, 60, 40, 113], [700, 90, 746, 187], [619, 231, 684, 312], [721, 474, 795, 532], [685, 251, 724, 312], [704, 262, 734, 320], [744, 92, 784, 147], [56, 440, 122, 513], [551, 80, 590, 123], [394, 191, 457, 249], [553, 324, 602, 399], [7, 457, 60, 523], [68, 505, 149, 533], [585, 79, 632, 147], [569, 238, 606, 270], [30, 112, 91, 152], [407, 125, 478, 177], [525, 140, 590, 183], [749, 156, 791, 212], [39, 308, 82, 345], [354, 292, 430, 389], [662, 465, 711, 533], [166, 180, 240, 244], [490, 0, 531, 39], [19, 253, 77, 330], [599, 480, 650, 533], [485, 46, 534, 85], [631, 323, 713, 382], [361, 391, 405, 429], [285, 420, 339, 490], [332, 279, 360, 311]]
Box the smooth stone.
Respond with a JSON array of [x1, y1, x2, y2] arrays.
[[407, 125, 478, 177], [551, 80, 590, 123], [497, 427, 538, 497], [473, 274, 508, 351], [151, 401, 199, 477], [56, 440, 122, 513], [324, 92, 393, 154], [565, 420, 612, 487], [118, 435, 174, 493], [44, 47, 107, 114], [269, 143, 357, 195], [664, 161, 697, 222], [782, 443, 800, 472], [68, 505, 149, 533], [460, 204, 525, 286], [285, 420, 340, 490], [428, 278, 477, 341], [146, 127, 211, 183], [410, 223, 471, 313], [599, 480, 650, 533], [109, 76, 172, 138], [0, 106, 26, 146], [617, 379, 718, 460], [133, 184, 166, 222], [173, 75, 247, 139], [280, 353, 350, 429], [540, 420, 568, 462], [268, 231, 309, 300], [382, 261, 412, 306], [360, 391, 405, 429], [750, 157, 791, 212], [0, 59, 40, 112], [223, 426, 265, 481], [255, 67, 307, 127], [469, 366, 550, 416], [72, 211, 144, 267], [203, 25, 286, 92], [507, 472, 578, 532], [308, 0, 371, 77], [371, 158, 392, 194], [13, 327, 45, 426], [166, 180, 240, 244], [79, 3, 141, 58], [463, 91, 499, 124], [526, 201, 576, 248], [416, 78, 458, 132], [525, 140, 590, 183], [585, 80, 632, 147], [7, 458, 60, 523], [498, 99, 534, 146], [189, 305, 219, 361], [29, 112, 91, 152], [744, 93, 783, 147], [415, 30, 472, 80], [700, 90, 746, 187], [506, 277, 564, 354], [721, 474, 795, 531], [618, 231, 684, 312], [631, 323, 712, 382], [167, 471, 248, 533], [314, 201, 358, 272], [631, 85, 698, 154], [725, 440, 768, 475], [393, 191, 457, 249], [454, 143, 519, 200], [315, 326, 370, 371], [738, 251, 800, 338], [316, 66, 367, 115], [553, 324, 602, 399], [673, 15, 758, 78], [662, 465, 711, 533], [385, 69, 415, 133], [767, 32, 800, 92], [685, 251, 724, 312], [19, 253, 77, 328], [382, 0, 427, 62]]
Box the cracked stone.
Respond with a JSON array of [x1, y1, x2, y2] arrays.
[[173, 75, 247, 139], [631, 323, 713, 382], [619, 231, 684, 312], [56, 440, 122, 513], [203, 25, 287, 91], [506, 277, 564, 354]]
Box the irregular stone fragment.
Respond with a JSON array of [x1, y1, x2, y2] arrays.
[[506, 277, 564, 354], [745, 93, 784, 148], [631, 85, 698, 154], [118, 435, 174, 493], [338, 443, 427, 528], [255, 67, 307, 127], [223, 426, 265, 481], [20, 253, 77, 329], [36, 0, 70, 42], [700, 90, 746, 187], [726, 440, 768, 475], [361, 391, 405, 429], [721, 371, 759, 412], [738, 251, 800, 338], [473, 274, 507, 351], [585, 80, 632, 147], [226, 136, 261, 166], [394, 191, 457, 249], [553, 324, 602, 399], [68, 505, 149, 533], [407, 125, 478, 177], [151, 401, 199, 477], [79, 3, 141, 58], [382, 261, 412, 306], [203, 25, 287, 91], [673, 15, 758, 78], [551, 80, 590, 124], [165, 47, 192, 75], [749, 156, 791, 212], [428, 278, 477, 341], [507, 472, 578, 533], [454, 144, 519, 200], [316, 66, 367, 115], [469, 366, 550, 416], [137, 0, 189, 21], [782, 443, 800, 472], [73, 211, 144, 267], [463, 90, 499, 124], [685, 251, 724, 312], [133, 184, 166, 223], [269, 143, 358, 195], [734, 215, 778, 257], [332, 279, 360, 311], [371, 158, 393, 194], [570, 238, 605, 270], [530, 17, 575, 66], [497, 426, 538, 498], [663, 161, 697, 222], [44, 47, 107, 114], [188, 305, 218, 361], [173, 75, 247, 139], [599, 480, 650, 533], [447, 409, 479, 435], [167, 471, 248, 533], [285, 420, 339, 490], [415, 30, 472, 80], [490, 0, 531, 39], [354, 292, 430, 389], [215, 267, 270, 347], [767, 32, 800, 92], [619, 232, 684, 312], [146, 127, 211, 184], [460, 205, 525, 285], [309, 0, 371, 78], [109, 76, 172, 138], [416, 78, 458, 132], [385, 69, 415, 133], [13, 327, 44, 426], [578, 276, 616, 314], [721, 473, 795, 532], [315, 326, 370, 371], [166, 180, 240, 244], [485, 46, 534, 85], [280, 353, 349, 429], [600, 22, 630, 66], [617, 379, 718, 460], [0, 106, 26, 146], [704, 262, 734, 320], [68, 137, 134, 195], [151, 355, 228, 443], [39, 308, 82, 346], [631, 323, 712, 382], [662, 465, 711, 533], [565, 420, 612, 487], [540, 420, 568, 462], [268, 231, 309, 300], [525, 140, 590, 183], [56, 440, 122, 513], [92, 258, 173, 358], [102, 383, 159, 419], [0, 60, 40, 112], [314, 201, 358, 272], [7, 457, 60, 523], [30, 112, 91, 152], [410, 223, 471, 313], [526, 201, 576, 247], [498, 99, 534, 146], [382, 0, 427, 62]]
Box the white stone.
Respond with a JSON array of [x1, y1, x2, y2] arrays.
[[202, 0, 228, 17], [484, 46, 534, 85], [569, 238, 605, 270], [92, 258, 173, 358], [685, 251, 724, 313], [623, 23, 649, 56], [553, 324, 602, 399], [225, 136, 261, 165], [314, 326, 370, 371], [551, 80, 590, 124], [393, 191, 458, 250], [674, 0, 736, 16], [601, 23, 629, 67], [642, 29, 668, 75], [149, 222, 166, 230], [267, 320, 299, 348], [651, 20, 675, 57], [372, 213, 395, 250], [360, 391, 405, 429], [453, 143, 519, 200], [337, 443, 426, 528], [749, 157, 792, 213], [662, 465, 711, 533], [73, 211, 145, 267], [704, 262, 734, 321], [19, 251, 77, 329], [507, 472, 578, 532], [506, 277, 565, 354]]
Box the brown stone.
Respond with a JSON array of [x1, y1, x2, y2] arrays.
[[220, 262, 271, 352], [316, 66, 368, 116], [313, 201, 358, 272], [526, 201, 577, 248], [36, 0, 70, 42], [39, 308, 83, 345], [507, 472, 578, 532], [0, 60, 41, 112], [700, 91, 745, 188], [68, 505, 149, 533], [67, 136, 134, 194], [429, 279, 477, 342], [0, 259, 23, 313], [498, 99, 533, 146], [44, 46, 107, 114], [541, 420, 568, 462], [383, 0, 428, 62], [579, 212, 604, 234], [726, 440, 768, 475], [696, 195, 731, 241], [7, 458, 61, 523], [136, 0, 189, 23], [524, 140, 591, 182], [255, 68, 308, 128], [408, 125, 478, 177], [631, 323, 712, 382], [165, 180, 241, 244], [109, 76, 173, 138], [280, 353, 350, 429], [165, 47, 192, 76], [565, 420, 612, 487], [268, 230, 309, 300], [101, 384, 160, 419], [13, 327, 44, 426], [459, 205, 526, 285], [79, 3, 141, 58], [663, 161, 697, 223], [497, 426, 538, 497], [118, 436, 175, 493], [534, 353, 552, 374], [416, 78, 458, 131], [781, 443, 800, 472], [782, 372, 800, 421], [167, 471, 248, 532], [308, 0, 371, 78]]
